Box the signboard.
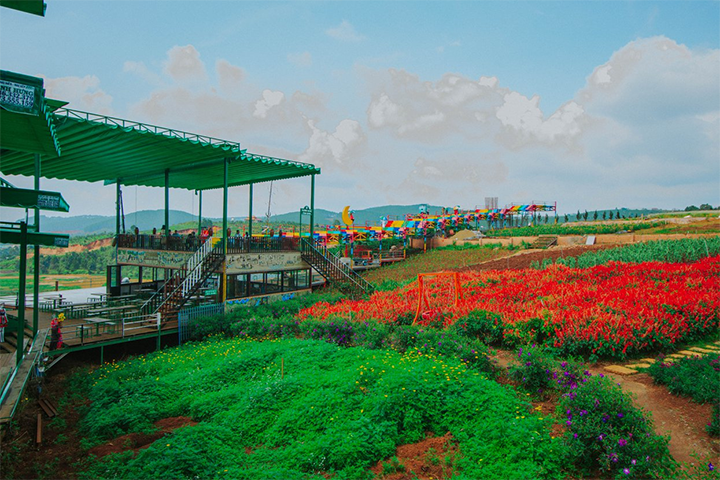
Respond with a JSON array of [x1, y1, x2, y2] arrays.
[[225, 252, 307, 274], [117, 248, 192, 269], [54, 236, 69, 247], [0, 78, 39, 115], [0, 187, 70, 212], [204, 289, 218, 296], [37, 194, 60, 210]]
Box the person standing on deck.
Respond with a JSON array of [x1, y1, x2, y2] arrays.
[[49, 315, 60, 350], [0, 303, 7, 343]]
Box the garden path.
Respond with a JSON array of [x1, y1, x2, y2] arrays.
[[491, 349, 719, 468]]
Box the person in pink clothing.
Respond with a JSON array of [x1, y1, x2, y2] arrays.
[[0, 303, 7, 343]]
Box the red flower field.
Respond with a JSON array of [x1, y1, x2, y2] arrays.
[[299, 256, 720, 357]]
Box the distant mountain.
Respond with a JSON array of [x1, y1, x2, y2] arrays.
[[26, 210, 198, 235], [19, 205, 673, 237], [269, 204, 446, 227]]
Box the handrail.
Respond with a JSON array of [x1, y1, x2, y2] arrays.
[[181, 241, 223, 297], [300, 239, 374, 296]]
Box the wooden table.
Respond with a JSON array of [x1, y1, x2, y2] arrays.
[[88, 293, 107, 303]]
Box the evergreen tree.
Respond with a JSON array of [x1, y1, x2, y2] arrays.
[[593, 211, 598, 220]]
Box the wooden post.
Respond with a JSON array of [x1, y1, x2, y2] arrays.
[[36, 413, 42, 445]]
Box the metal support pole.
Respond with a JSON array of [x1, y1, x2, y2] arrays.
[[309, 174, 315, 240], [222, 158, 229, 304], [17, 222, 28, 365], [100, 345, 104, 365], [164, 170, 170, 239], [248, 184, 253, 238], [115, 181, 120, 265], [223, 158, 229, 256], [33, 154, 40, 338], [197, 190, 202, 235]]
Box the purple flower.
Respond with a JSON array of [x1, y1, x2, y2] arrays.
[[618, 438, 627, 447], [617, 413, 624, 418], [598, 434, 605, 441], [631, 459, 637, 466], [710, 463, 714, 471], [580, 410, 588, 416], [623, 468, 630, 475], [566, 420, 572, 426], [573, 433, 578, 439]]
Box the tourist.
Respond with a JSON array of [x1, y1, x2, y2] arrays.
[[49, 315, 60, 350], [0, 303, 7, 343]]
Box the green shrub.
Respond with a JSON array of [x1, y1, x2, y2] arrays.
[[647, 353, 720, 404], [508, 345, 589, 398], [708, 403, 720, 437], [558, 375, 675, 478], [453, 310, 504, 345]]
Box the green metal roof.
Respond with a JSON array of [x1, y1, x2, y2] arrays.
[[0, 108, 320, 190], [0, 70, 60, 156], [0, 0, 46, 16]]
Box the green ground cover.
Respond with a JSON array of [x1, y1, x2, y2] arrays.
[[531, 237, 720, 269], [71, 338, 566, 480], [485, 222, 664, 238], [363, 243, 511, 289]]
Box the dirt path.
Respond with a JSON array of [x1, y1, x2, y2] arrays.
[[491, 348, 719, 467], [596, 370, 719, 467]]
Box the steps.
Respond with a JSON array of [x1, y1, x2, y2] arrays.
[[529, 235, 558, 249], [141, 241, 225, 321], [300, 239, 375, 298]]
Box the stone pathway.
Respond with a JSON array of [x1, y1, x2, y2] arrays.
[[604, 340, 720, 375]]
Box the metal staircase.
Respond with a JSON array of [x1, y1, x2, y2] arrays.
[[529, 235, 558, 249], [141, 240, 225, 321], [300, 239, 375, 298]]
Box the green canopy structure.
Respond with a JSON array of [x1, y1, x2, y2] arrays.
[[0, 0, 46, 16], [0, 108, 320, 189], [0, 71, 61, 156]]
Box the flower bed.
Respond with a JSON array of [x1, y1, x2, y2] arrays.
[[300, 257, 720, 358]]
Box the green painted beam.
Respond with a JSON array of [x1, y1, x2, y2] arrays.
[[0, 0, 46, 16], [0, 186, 69, 211], [0, 229, 69, 247]]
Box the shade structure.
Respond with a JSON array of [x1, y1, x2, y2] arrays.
[[0, 0, 46, 16], [0, 108, 321, 190], [0, 70, 60, 156]]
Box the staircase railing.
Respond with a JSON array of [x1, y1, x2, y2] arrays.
[[141, 239, 224, 317], [300, 239, 375, 297]]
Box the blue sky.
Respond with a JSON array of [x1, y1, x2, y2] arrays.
[[1, 1, 719, 219]]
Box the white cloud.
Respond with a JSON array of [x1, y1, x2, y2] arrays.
[[163, 45, 208, 83], [287, 51, 313, 67], [299, 119, 366, 168], [44, 75, 113, 114], [325, 20, 364, 42], [216, 59, 246, 94], [496, 92, 585, 146], [254, 90, 285, 119]]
